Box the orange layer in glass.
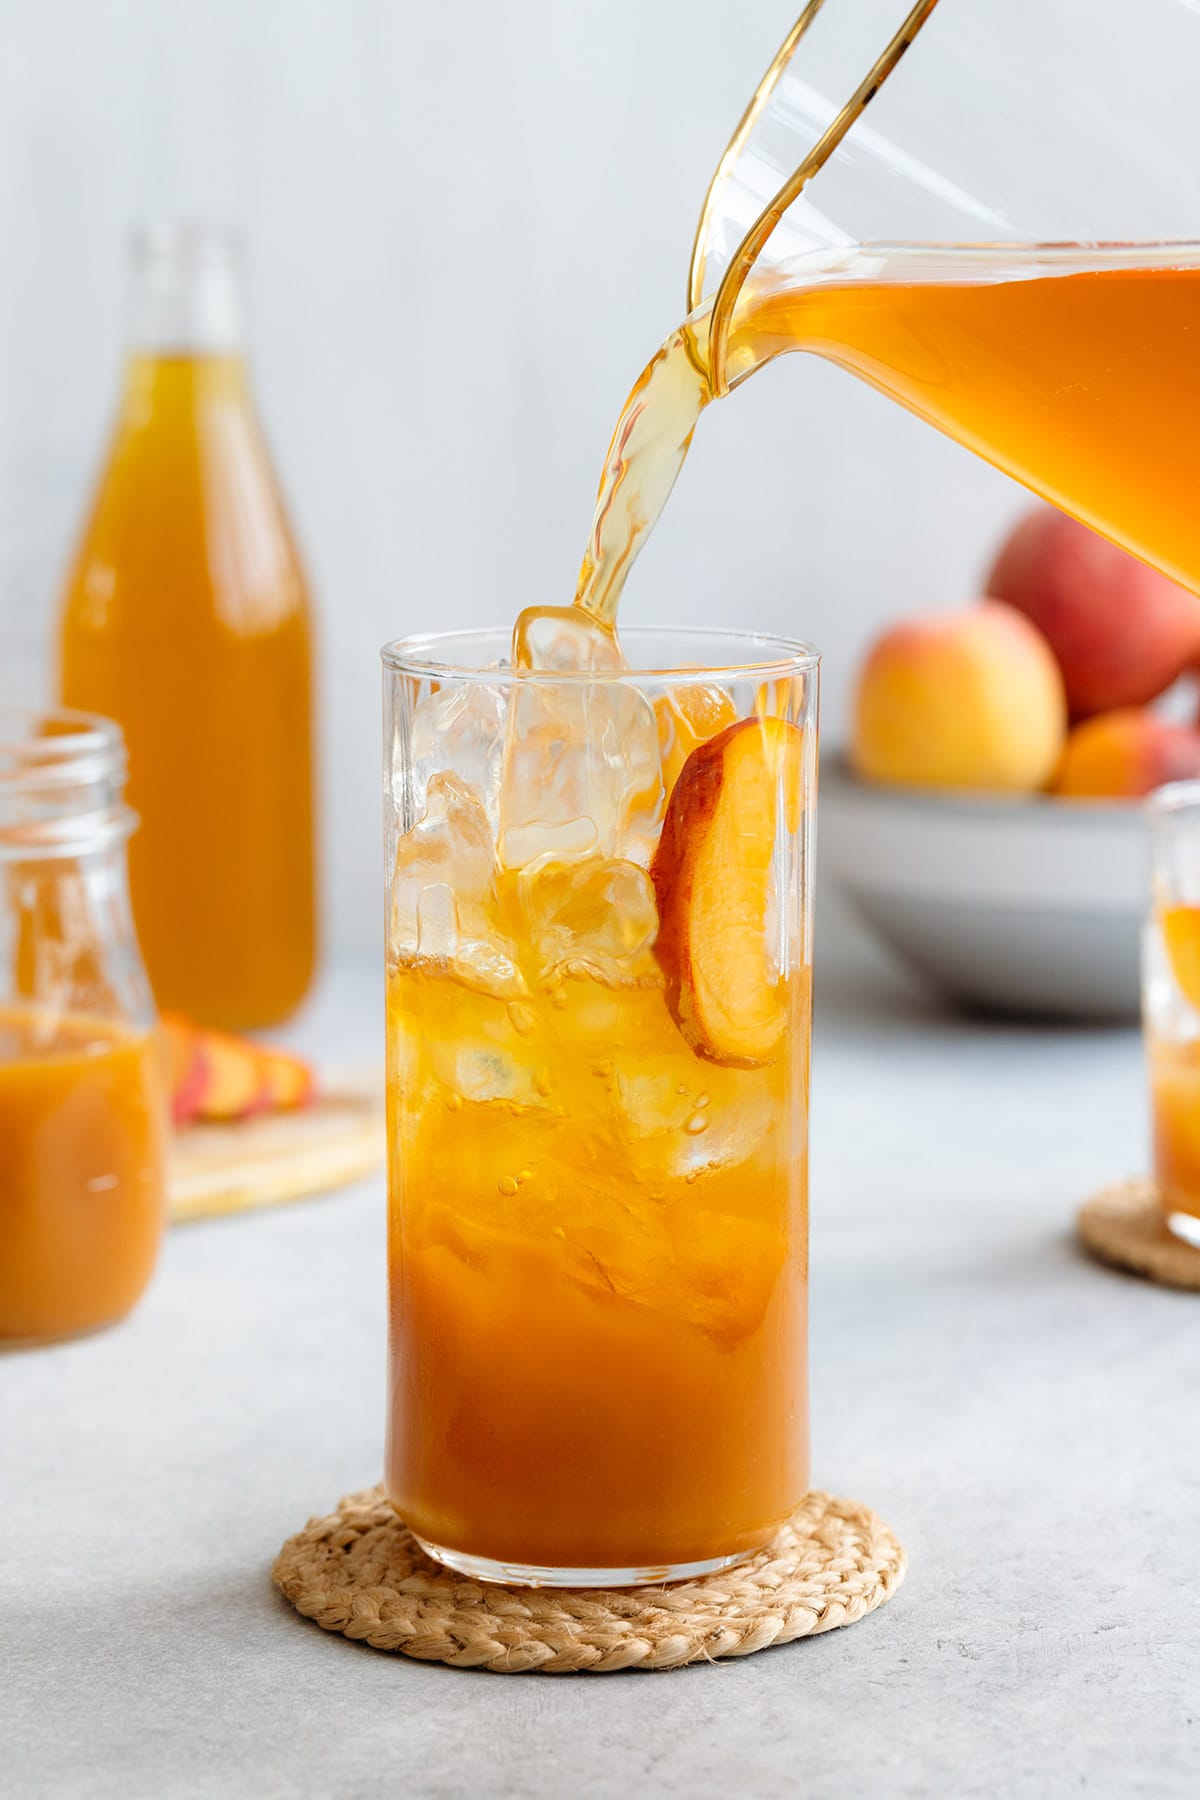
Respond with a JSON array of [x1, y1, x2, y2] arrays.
[[385, 959, 809, 1571], [1151, 1037, 1200, 1222]]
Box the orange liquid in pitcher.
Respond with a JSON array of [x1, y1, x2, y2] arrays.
[[58, 354, 316, 1030], [577, 252, 1200, 625], [756, 258, 1200, 597], [0, 1008, 167, 1345], [386, 938, 810, 1571]]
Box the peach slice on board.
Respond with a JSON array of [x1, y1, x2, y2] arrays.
[[191, 1028, 271, 1122], [651, 716, 806, 1066], [258, 1047, 316, 1112], [161, 1015, 317, 1124], [1162, 905, 1200, 1010], [160, 1015, 208, 1126]]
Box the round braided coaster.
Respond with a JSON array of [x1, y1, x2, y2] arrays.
[[1078, 1177, 1200, 1291], [272, 1485, 906, 1673]]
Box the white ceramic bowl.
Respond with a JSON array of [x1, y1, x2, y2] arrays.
[[820, 757, 1148, 1020]]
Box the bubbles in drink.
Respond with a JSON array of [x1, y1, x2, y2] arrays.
[[499, 606, 664, 870], [611, 1046, 782, 1188]]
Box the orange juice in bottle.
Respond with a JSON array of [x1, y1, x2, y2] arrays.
[[57, 226, 316, 1030]]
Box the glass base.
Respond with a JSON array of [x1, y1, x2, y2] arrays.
[[1166, 1208, 1200, 1249], [413, 1533, 754, 1589]]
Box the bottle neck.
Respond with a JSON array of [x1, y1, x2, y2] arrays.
[[127, 224, 246, 356]]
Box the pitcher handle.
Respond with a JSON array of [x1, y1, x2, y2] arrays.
[[696, 0, 943, 398]]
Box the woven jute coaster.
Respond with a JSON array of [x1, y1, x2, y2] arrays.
[[1078, 1177, 1200, 1291], [272, 1485, 906, 1673]]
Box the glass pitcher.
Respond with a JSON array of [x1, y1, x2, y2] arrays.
[[689, 0, 1200, 595]]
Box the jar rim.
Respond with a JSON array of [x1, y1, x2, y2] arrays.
[[0, 708, 134, 858], [0, 707, 126, 790]]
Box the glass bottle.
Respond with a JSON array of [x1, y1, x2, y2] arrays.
[[57, 224, 317, 1030], [0, 708, 168, 1346]]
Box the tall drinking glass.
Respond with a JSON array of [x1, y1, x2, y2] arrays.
[[382, 628, 817, 1585]]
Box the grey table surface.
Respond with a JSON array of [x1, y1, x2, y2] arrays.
[[3, 955, 1198, 1800]]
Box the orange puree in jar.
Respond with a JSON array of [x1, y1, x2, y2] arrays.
[[0, 1008, 167, 1346]]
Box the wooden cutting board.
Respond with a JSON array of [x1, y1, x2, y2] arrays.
[[168, 1088, 386, 1224]]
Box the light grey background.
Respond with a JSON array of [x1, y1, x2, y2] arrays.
[[0, 0, 1185, 960]]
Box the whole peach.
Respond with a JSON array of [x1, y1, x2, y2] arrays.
[[1053, 709, 1200, 799], [985, 507, 1200, 718], [851, 601, 1066, 792]]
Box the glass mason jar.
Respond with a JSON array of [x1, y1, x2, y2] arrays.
[[0, 709, 168, 1347], [382, 625, 817, 1585], [57, 223, 317, 1030], [1144, 782, 1200, 1248]]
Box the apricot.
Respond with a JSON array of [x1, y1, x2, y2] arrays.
[[1052, 709, 1200, 799], [651, 716, 805, 1067], [851, 602, 1065, 792], [985, 507, 1200, 718]]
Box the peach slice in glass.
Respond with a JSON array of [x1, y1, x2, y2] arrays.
[[1161, 904, 1200, 1009], [651, 716, 805, 1066]]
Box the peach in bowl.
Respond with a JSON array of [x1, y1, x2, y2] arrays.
[[825, 510, 1200, 1019]]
